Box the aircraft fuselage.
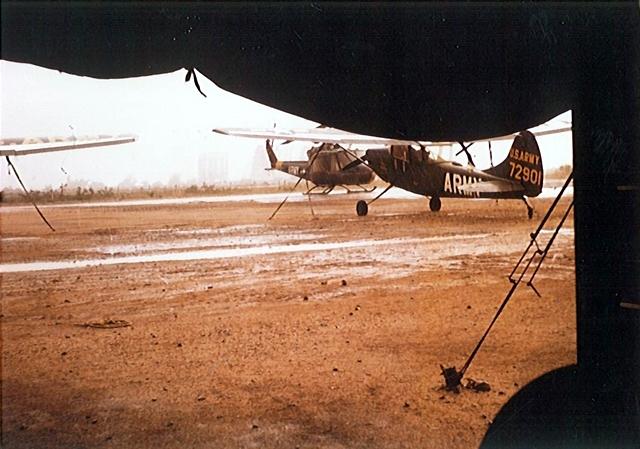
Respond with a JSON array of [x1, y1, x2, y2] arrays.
[[274, 159, 374, 186], [272, 142, 376, 188], [364, 148, 523, 200]]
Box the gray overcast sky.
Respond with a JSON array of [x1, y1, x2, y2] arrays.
[[0, 60, 572, 190]]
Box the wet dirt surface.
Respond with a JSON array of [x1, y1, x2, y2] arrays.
[[1, 193, 575, 449]]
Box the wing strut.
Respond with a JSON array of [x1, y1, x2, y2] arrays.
[[456, 142, 476, 166], [488, 141, 494, 168], [5, 156, 55, 231], [440, 172, 574, 392]]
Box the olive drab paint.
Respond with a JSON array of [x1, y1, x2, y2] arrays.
[[362, 130, 544, 212], [485, 130, 544, 197], [443, 173, 482, 197], [263, 140, 375, 191]]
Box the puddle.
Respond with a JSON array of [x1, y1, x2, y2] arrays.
[[0, 237, 41, 242], [0, 186, 572, 212], [0, 192, 309, 211], [538, 186, 574, 199], [0, 233, 490, 274], [0, 190, 380, 211], [121, 224, 266, 236], [95, 233, 326, 255], [173, 224, 265, 236], [539, 228, 574, 236]]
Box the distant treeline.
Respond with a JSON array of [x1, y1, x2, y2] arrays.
[[1, 168, 573, 204], [546, 165, 572, 180], [0, 182, 298, 204]]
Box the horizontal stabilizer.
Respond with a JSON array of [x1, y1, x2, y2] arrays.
[[459, 180, 524, 193]]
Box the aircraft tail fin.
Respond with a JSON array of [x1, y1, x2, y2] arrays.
[[485, 130, 543, 197], [265, 139, 278, 168]]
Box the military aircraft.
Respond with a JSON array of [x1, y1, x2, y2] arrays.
[[346, 130, 545, 218], [213, 128, 376, 194], [214, 126, 567, 218]]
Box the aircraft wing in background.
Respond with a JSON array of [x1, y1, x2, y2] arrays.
[[213, 126, 571, 147], [213, 127, 428, 146], [0, 135, 136, 157]]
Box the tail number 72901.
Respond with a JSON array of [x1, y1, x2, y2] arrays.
[[509, 161, 542, 185]]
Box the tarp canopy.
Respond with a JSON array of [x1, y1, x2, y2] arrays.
[[2, 3, 637, 141]]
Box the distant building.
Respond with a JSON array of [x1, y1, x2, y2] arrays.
[[247, 144, 273, 182], [198, 152, 229, 184]]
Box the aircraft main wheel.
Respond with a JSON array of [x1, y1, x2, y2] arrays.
[[429, 196, 441, 212], [356, 200, 368, 216]]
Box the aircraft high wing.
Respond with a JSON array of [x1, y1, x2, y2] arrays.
[[214, 125, 570, 218], [213, 126, 570, 148], [0, 135, 136, 157], [213, 127, 428, 146], [214, 127, 378, 201], [2, 134, 137, 232]]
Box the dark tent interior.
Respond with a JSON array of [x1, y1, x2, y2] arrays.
[[2, 3, 638, 447]]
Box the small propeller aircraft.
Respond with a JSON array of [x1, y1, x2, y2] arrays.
[[347, 130, 545, 218], [213, 128, 376, 194], [213, 126, 570, 218]]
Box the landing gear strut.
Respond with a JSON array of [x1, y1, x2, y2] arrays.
[[522, 197, 534, 219], [343, 184, 377, 194], [429, 196, 442, 212], [304, 185, 335, 195], [355, 184, 393, 216]]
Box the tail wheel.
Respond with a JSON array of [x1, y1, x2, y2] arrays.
[[429, 196, 442, 212], [356, 200, 369, 216]]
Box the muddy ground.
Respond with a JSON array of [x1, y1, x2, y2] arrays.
[[1, 193, 575, 449]]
